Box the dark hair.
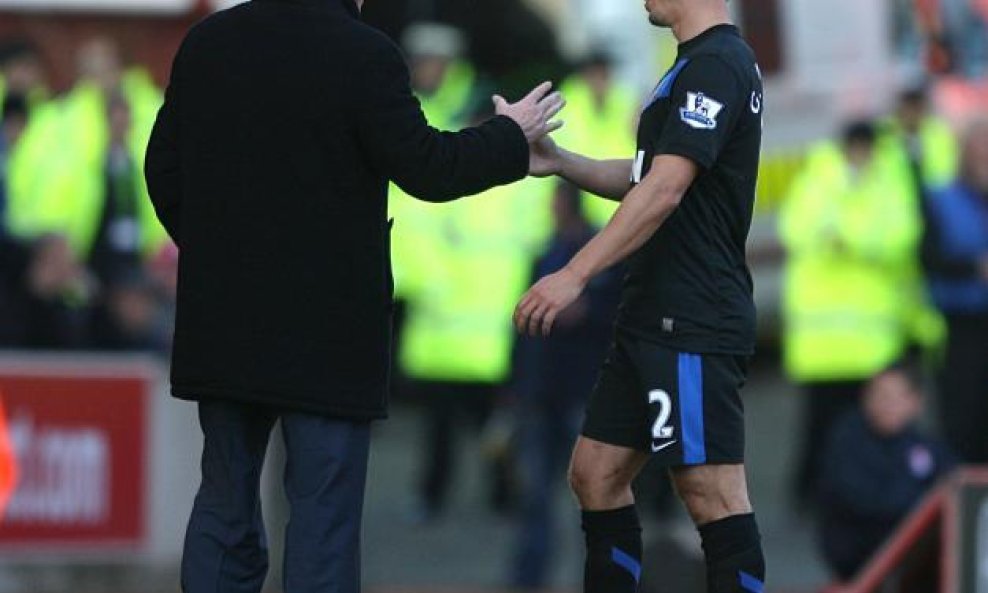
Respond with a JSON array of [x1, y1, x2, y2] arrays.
[[899, 84, 929, 108], [842, 119, 877, 147], [0, 39, 39, 67], [578, 48, 613, 70], [1, 93, 28, 122]]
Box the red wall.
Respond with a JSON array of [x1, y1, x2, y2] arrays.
[[0, 8, 210, 92]]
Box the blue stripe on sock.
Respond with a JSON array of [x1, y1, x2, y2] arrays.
[[678, 353, 706, 464], [739, 570, 764, 593], [611, 547, 641, 583]]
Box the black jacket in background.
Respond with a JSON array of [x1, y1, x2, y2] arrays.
[[145, 0, 529, 419], [816, 411, 955, 579]]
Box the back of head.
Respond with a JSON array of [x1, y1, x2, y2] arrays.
[[841, 119, 877, 169], [402, 22, 465, 62]]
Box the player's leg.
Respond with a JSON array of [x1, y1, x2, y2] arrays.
[[573, 334, 655, 593], [670, 464, 765, 593], [181, 399, 277, 593], [569, 436, 651, 593], [280, 411, 371, 593]]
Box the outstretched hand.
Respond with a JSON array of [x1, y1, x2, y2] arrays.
[[528, 134, 563, 177], [513, 266, 586, 337], [493, 81, 565, 143]]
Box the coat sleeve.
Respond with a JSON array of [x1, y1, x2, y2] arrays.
[[144, 40, 187, 245], [354, 38, 530, 202]]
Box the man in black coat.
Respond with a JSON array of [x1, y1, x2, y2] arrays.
[[144, 0, 563, 591]]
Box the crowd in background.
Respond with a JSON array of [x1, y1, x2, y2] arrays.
[[1, 4, 988, 586], [0, 38, 175, 353]]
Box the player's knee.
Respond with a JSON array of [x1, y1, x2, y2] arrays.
[[567, 459, 630, 509], [673, 466, 751, 525]]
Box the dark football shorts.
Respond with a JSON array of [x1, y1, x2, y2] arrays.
[[582, 330, 749, 466]]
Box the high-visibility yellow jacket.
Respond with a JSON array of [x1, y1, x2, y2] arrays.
[[5, 69, 167, 258], [398, 177, 554, 384], [879, 115, 959, 192], [390, 61, 557, 384], [779, 142, 923, 382], [390, 61, 475, 300], [554, 76, 638, 227], [878, 115, 955, 350], [0, 76, 48, 110]]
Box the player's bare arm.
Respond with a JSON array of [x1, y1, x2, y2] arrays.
[[514, 154, 698, 336], [529, 135, 634, 201]]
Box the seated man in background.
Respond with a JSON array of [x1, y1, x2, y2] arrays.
[[816, 363, 955, 580]]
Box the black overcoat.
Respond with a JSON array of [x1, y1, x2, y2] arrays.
[[145, 0, 529, 418]]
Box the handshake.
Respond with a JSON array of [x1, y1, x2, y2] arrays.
[[493, 81, 566, 178]]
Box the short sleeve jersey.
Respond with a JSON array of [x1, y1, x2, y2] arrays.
[[619, 24, 763, 355]]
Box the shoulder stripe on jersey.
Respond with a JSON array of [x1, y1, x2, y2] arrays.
[[645, 58, 690, 109]]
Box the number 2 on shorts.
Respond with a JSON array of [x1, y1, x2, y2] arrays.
[[649, 389, 674, 439]]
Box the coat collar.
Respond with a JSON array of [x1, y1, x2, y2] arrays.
[[255, 0, 358, 17]]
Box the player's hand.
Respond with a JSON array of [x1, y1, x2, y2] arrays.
[[514, 266, 586, 337], [493, 81, 565, 143], [529, 134, 563, 177]]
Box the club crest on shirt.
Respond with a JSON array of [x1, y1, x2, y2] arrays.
[[680, 92, 724, 130]]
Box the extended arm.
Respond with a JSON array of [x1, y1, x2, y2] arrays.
[[514, 155, 697, 335], [530, 136, 633, 201], [357, 39, 561, 202]]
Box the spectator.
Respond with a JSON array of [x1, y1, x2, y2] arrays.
[[389, 23, 474, 348], [0, 39, 47, 107], [779, 121, 922, 509], [817, 363, 955, 580], [402, 22, 473, 127], [922, 116, 988, 463], [881, 85, 958, 196], [877, 86, 954, 355], [88, 92, 143, 287], [509, 181, 621, 589], [0, 93, 27, 237], [399, 110, 553, 521], [553, 50, 638, 227], [1, 94, 90, 348], [0, 234, 92, 349], [4, 37, 168, 263]]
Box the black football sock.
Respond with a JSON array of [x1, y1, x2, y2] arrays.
[[581, 505, 643, 593], [698, 513, 766, 593]]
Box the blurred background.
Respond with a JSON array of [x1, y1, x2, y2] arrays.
[[0, 0, 987, 592]]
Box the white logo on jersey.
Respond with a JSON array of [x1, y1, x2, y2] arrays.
[[750, 91, 762, 114], [679, 92, 724, 130], [631, 150, 646, 184]]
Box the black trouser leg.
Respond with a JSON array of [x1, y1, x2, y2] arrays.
[[793, 381, 864, 506], [939, 315, 988, 463]]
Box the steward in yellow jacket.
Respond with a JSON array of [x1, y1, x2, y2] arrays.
[[6, 40, 166, 267], [780, 121, 924, 504], [553, 53, 638, 227]]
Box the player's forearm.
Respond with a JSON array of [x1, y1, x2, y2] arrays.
[[557, 148, 633, 201], [565, 182, 681, 283]]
